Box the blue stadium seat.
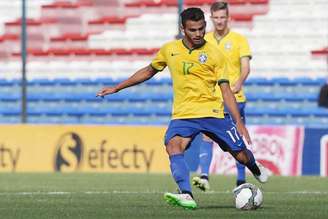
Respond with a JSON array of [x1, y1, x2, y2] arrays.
[[58, 92, 96, 102], [75, 78, 100, 85], [53, 78, 76, 86], [130, 108, 153, 116], [145, 78, 165, 86], [0, 76, 325, 126], [103, 92, 133, 102], [247, 93, 281, 102], [110, 110, 130, 117], [154, 107, 171, 116], [127, 93, 149, 102], [0, 79, 19, 86], [78, 108, 103, 116], [312, 77, 326, 85], [0, 107, 20, 116], [271, 77, 298, 86], [0, 93, 20, 101], [80, 106, 129, 116], [28, 93, 62, 102], [94, 78, 113, 85], [288, 109, 309, 117], [284, 93, 317, 102], [160, 78, 172, 85], [61, 107, 84, 117], [245, 107, 264, 116], [311, 108, 328, 117], [291, 77, 322, 86], [28, 79, 56, 86], [145, 92, 173, 102], [28, 108, 62, 116], [95, 78, 121, 86], [0, 115, 20, 123], [245, 77, 274, 86], [267, 108, 289, 117], [27, 115, 80, 124]]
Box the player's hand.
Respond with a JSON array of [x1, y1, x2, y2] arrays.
[[96, 87, 118, 97], [231, 81, 242, 93], [236, 122, 252, 145]]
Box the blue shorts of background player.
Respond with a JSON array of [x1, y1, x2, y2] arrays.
[[164, 116, 265, 198], [194, 102, 247, 189]]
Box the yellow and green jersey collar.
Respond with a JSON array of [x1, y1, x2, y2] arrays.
[[181, 39, 207, 54], [213, 29, 230, 44]]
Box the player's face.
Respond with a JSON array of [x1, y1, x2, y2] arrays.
[[211, 9, 229, 32], [183, 19, 206, 47]]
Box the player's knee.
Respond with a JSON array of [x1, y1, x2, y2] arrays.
[[165, 140, 184, 155], [165, 136, 191, 155], [202, 134, 213, 142]]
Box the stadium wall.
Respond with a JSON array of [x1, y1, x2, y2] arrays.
[[0, 125, 327, 176]]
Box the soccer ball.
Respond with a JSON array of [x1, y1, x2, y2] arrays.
[[233, 183, 263, 210]]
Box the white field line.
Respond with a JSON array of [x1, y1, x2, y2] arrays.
[[0, 191, 327, 196]]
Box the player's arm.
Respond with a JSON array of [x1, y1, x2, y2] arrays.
[[96, 65, 158, 97], [219, 81, 252, 144], [231, 57, 250, 93]]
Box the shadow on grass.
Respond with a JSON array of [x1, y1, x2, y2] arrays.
[[200, 205, 274, 210], [200, 205, 235, 209]]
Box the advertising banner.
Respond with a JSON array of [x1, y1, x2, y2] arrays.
[[0, 125, 169, 173], [320, 135, 328, 176], [302, 128, 328, 176], [209, 126, 304, 176], [0, 124, 326, 175]]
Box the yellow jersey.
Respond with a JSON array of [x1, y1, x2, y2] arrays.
[[151, 39, 230, 119], [205, 31, 251, 102]]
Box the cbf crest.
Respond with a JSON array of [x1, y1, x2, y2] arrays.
[[198, 52, 208, 64], [224, 42, 232, 50]]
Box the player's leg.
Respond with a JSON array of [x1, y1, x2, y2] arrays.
[[198, 134, 213, 179], [166, 136, 193, 196], [236, 161, 246, 186], [202, 117, 268, 184], [192, 134, 212, 191], [232, 149, 268, 183], [163, 119, 199, 209], [236, 102, 246, 186], [165, 136, 197, 209]]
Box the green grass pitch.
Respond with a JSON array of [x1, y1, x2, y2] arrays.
[[0, 173, 327, 218]]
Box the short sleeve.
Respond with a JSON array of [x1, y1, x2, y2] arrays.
[[239, 36, 252, 59], [215, 52, 230, 85], [151, 46, 167, 71]]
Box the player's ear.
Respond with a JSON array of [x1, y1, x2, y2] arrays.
[[179, 24, 185, 35]]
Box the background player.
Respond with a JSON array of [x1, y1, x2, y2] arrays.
[[96, 7, 267, 210], [193, 1, 252, 191]]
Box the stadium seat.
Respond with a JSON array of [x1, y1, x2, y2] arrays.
[[0, 79, 17, 86], [0, 115, 20, 123], [0, 0, 327, 126], [245, 77, 275, 86]]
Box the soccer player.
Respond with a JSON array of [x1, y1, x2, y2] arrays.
[[96, 7, 268, 210], [192, 1, 252, 191]]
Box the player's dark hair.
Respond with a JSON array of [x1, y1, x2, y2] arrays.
[[210, 1, 229, 15], [180, 7, 205, 28]]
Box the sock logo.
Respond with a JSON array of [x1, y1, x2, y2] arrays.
[[54, 132, 83, 172]]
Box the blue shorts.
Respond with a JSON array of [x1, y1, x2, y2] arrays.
[[164, 117, 246, 152], [224, 102, 246, 124]]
